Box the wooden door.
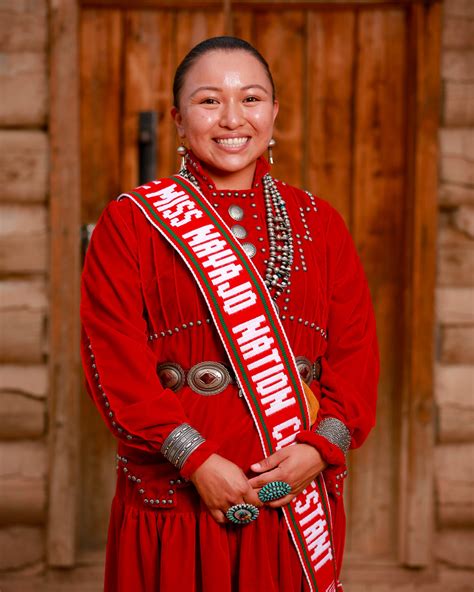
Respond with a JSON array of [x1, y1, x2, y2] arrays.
[[78, 0, 441, 579]]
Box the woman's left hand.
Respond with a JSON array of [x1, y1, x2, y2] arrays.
[[248, 443, 328, 508]]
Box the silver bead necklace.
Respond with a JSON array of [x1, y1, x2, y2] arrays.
[[178, 162, 294, 305]]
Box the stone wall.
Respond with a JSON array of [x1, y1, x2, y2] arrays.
[[435, 0, 474, 584], [0, 0, 49, 574]]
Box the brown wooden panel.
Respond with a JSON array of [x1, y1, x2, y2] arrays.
[[80, 9, 123, 222], [81, 0, 441, 9], [254, 11, 305, 187], [306, 10, 355, 222], [398, 1, 441, 567], [121, 10, 174, 189], [175, 9, 226, 64], [346, 7, 407, 560], [48, 0, 82, 568]]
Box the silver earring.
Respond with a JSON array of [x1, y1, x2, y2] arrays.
[[268, 138, 276, 165], [177, 144, 187, 169]]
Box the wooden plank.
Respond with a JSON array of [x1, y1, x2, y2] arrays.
[[0, 52, 48, 127], [80, 9, 123, 222], [398, 1, 441, 567], [306, 10, 355, 221], [0, 365, 48, 399], [0, 394, 45, 440], [436, 287, 474, 324], [81, 0, 440, 8], [254, 10, 305, 188], [0, 527, 44, 571], [440, 326, 474, 364], [48, 0, 82, 568], [435, 444, 474, 527], [121, 10, 174, 188], [175, 9, 225, 64], [0, 205, 48, 274], [348, 7, 407, 560], [436, 530, 474, 569], [0, 441, 47, 526]]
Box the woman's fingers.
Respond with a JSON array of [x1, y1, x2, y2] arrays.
[[265, 493, 295, 508], [210, 508, 227, 525], [248, 466, 285, 489]]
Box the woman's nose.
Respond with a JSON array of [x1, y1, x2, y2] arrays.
[[219, 100, 244, 128]]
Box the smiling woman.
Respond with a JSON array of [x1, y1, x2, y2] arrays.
[[79, 36, 379, 592]]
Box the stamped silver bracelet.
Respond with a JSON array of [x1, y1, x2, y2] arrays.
[[161, 423, 206, 470], [314, 417, 352, 456]]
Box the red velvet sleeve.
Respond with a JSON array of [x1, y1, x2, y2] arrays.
[[80, 199, 218, 476], [296, 205, 380, 467]]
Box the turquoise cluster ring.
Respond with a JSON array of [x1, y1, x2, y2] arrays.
[[258, 481, 292, 503], [226, 503, 260, 525]]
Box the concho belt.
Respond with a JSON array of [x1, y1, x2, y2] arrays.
[[157, 356, 322, 396]]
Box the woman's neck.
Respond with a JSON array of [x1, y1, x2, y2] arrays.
[[200, 161, 257, 191]]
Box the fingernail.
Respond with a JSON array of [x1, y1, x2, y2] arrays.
[[251, 463, 260, 470]]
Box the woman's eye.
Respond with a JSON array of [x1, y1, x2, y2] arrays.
[[244, 96, 260, 103], [201, 98, 218, 105]]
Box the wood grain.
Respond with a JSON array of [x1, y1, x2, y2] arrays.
[[254, 10, 305, 187], [48, 0, 82, 568], [80, 9, 123, 221], [306, 10, 355, 220], [347, 7, 407, 560]]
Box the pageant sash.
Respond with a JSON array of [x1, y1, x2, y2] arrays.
[[118, 176, 338, 592]]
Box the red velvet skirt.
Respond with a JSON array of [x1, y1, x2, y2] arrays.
[[104, 388, 346, 591]]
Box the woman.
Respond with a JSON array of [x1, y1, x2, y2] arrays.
[[80, 36, 379, 592]]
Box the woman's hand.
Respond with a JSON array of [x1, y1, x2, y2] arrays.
[[248, 443, 328, 508], [188, 453, 263, 525]]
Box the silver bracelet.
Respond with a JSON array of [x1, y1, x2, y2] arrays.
[[314, 417, 351, 456], [161, 423, 206, 470]]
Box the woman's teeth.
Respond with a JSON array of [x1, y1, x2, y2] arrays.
[[215, 137, 248, 146]]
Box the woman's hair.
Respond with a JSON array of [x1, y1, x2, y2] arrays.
[[173, 36, 276, 108]]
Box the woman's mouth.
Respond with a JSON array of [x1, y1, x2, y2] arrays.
[[214, 136, 250, 148]]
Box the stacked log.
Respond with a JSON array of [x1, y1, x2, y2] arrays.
[[435, 0, 474, 575], [0, 0, 49, 575]]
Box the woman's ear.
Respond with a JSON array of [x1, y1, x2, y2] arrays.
[[171, 106, 185, 139], [272, 99, 279, 124]]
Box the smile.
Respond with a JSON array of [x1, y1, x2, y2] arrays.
[[214, 137, 250, 146]]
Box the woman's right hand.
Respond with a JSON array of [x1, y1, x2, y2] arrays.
[[188, 453, 263, 525]]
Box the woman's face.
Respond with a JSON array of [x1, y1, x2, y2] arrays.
[[171, 50, 279, 187]]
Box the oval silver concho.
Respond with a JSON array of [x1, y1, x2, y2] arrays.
[[187, 361, 231, 395]]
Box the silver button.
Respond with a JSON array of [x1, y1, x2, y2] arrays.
[[228, 204, 244, 221], [231, 224, 247, 239], [241, 242, 257, 258]]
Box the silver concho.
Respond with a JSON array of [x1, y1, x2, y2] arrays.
[[156, 362, 186, 391], [228, 204, 244, 221], [241, 242, 257, 258], [295, 356, 313, 385], [187, 361, 231, 395], [231, 224, 248, 239]]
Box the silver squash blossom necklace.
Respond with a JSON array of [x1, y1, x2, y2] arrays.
[[178, 162, 294, 310]]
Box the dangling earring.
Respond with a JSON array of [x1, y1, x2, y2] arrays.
[[177, 144, 187, 169], [268, 138, 276, 165]]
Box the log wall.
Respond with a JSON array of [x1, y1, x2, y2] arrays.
[[0, 0, 49, 575], [434, 0, 474, 581]]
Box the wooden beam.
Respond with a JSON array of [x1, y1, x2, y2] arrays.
[[398, 0, 442, 567], [47, 0, 81, 567], [80, 0, 441, 9]]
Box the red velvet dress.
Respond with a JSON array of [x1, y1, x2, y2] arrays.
[[80, 152, 379, 592]]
